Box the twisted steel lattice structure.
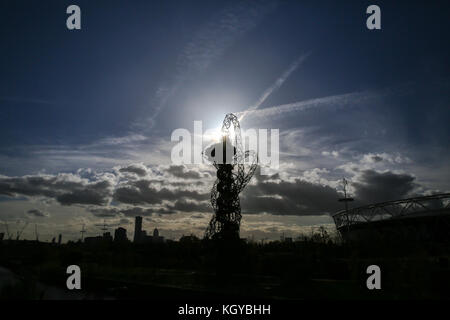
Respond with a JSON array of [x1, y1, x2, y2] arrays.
[[204, 113, 258, 240]]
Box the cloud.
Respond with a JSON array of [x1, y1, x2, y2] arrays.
[[241, 178, 341, 215], [242, 168, 423, 215], [56, 180, 112, 206], [0, 160, 428, 222], [113, 180, 209, 205], [118, 163, 148, 176], [119, 218, 132, 225], [352, 169, 417, 204], [89, 207, 121, 218], [322, 151, 339, 158], [0, 164, 212, 221], [237, 90, 377, 123], [97, 134, 148, 146], [166, 165, 202, 179], [177, 0, 278, 75], [26, 209, 50, 218], [145, 0, 278, 128], [0, 173, 115, 206], [360, 153, 412, 165], [167, 199, 210, 213], [120, 207, 164, 217], [239, 81, 419, 126], [89, 205, 176, 218], [239, 52, 311, 122]]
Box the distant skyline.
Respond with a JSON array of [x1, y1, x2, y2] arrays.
[[1, 0, 449, 242]]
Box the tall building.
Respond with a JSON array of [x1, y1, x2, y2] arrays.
[[58, 234, 62, 245], [132, 216, 165, 244], [114, 227, 128, 242], [134, 216, 142, 243], [152, 228, 164, 243], [103, 232, 113, 242]]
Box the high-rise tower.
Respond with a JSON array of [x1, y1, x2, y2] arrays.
[[134, 216, 142, 243]]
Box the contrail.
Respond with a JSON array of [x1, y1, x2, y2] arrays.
[[236, 90, 380, 122], [144, 1, 278, 130], [239, 52, 311, 122], [237, 83, 414, 122]]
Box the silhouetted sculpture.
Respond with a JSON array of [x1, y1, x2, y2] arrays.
[[204, 113, 257, 241]]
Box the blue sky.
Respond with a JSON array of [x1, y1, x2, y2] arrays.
[[0, 0, 449, 242]]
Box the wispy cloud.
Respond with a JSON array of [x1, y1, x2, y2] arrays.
[[143, 0, 278, 129], [237, 90, 379, 122], [239, 51, 311, 122], [238, 82, 415, 123]]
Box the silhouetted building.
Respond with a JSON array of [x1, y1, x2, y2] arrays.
[[333, 193, 450, 243], [103, 232, 113, 242], [58, 234, 62, 245], [151, 228, 164, 243], [84, 232, 113, 245], [84, 236, 103, 244], [0, 232, 4, 241], [114, 227, 128, 242], [133, 216, 164, 243], [179, 234, 200, 243], [134, 216, 142, 243], [138, 228, 165, 243]]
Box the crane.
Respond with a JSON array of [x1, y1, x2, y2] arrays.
[[35, 224, 39, 242], [338, 177, 354, 212], [100, 219, 108, 232], [3, 221, 12, 240], [80, 224, 86, 241], [16, 221, 29, 240]]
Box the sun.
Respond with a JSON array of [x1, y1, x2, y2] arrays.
[[203, 126, 224, 143]]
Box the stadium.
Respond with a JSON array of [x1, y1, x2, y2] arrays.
[[332, 193, 450, 243]]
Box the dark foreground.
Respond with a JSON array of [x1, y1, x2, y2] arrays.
[[0, 236, 449, 300]]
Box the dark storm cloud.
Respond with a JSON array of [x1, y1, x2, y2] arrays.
[[89, 206, 175, 218], [0, 174, 114, 206], [141, 179, 206, 187], [0, 164, 425, 219], [241, 168, 421, 215], [113, 179, 208, 205], [169, 181, 205, 187], [0, 164, 211, 213], [26, 209, 50, 218], [166, 165, 203, 179], [89, 207, 121, 217], [121, 206, 175, 217], [167, 199, 211, 213], [371, 155, 383, 163], [119, 164, 148, 176], [120, 207, 157, 217], [241, 178, 341, 215], [352, 170, 416, 204], [120, 218, 132, 225], [57, 180, 112, 206]]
